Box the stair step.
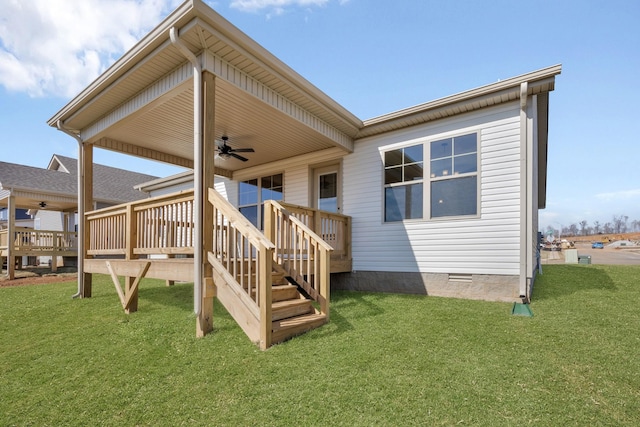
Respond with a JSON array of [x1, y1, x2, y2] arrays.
[[271, 299, 313, 321], [271, 313, 327, 344], [272, 284, 300, 302]]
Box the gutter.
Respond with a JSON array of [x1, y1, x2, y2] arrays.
[[55, 120, 85, 299], [170, 25, 203, 317]]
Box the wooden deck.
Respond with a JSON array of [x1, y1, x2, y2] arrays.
[[80, 189, 352, 349], [1, 228, 78, 274]]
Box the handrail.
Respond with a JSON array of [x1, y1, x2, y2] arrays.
[[0, 228, 78, 252], [264, 200, 333, 319], [277, 201, 351, 259], [0, 229, 8, 250], [208, 188, 274, 348]]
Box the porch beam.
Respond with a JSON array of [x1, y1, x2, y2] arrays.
[[197, 70, 216, 337], [6, 194, 15, 279], [82, 144, 94, 297]]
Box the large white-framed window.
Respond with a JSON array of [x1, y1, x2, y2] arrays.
[[429, 132, 478, 218], [382, 132, 479, 222], [238, 173, 283, 228], [384, 144, 424, 222]]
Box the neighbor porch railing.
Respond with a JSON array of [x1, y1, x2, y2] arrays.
[[0, 228, 78, 254]]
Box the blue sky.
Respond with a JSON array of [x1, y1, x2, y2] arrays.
[[1, 0, 639, 231]]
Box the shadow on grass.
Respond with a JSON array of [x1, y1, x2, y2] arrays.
[[139, 280, 193, 313], [306, 291, 388, 340], [533, 265, 617, 300]]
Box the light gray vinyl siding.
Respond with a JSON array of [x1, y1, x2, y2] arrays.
[[36, 210, 65, 232], [343, 102, 522, 276], [283, 165, 309, 206]]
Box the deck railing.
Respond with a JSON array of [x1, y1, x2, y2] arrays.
[[264, 200, 333, 318], [0, 228, 77, 253], [276, 202, 351, 261], [208, 188, 275, 347], [86, 190, 195, 256]]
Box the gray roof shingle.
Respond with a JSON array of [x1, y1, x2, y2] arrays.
[[0, 155, 159, 204]]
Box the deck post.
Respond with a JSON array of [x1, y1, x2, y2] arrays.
[[259, 247, 273, 350], [196, 70, 216, 337], [124, 203, 138, 313], [81, 143, 94, 297], [6, 194, 15, 279]]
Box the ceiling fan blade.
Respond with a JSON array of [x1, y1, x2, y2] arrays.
[[230, 148, 255, 153], [230, 153, 249, 162]]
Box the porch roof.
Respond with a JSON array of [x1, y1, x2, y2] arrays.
[[47, 0, 362, 175]]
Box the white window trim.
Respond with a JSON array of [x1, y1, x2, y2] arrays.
[[426, 131, 481, 220], [381, 130, 482, 224]]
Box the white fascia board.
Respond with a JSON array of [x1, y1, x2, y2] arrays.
[[362, 65, 562, 129], [47, 0, 196, 128]]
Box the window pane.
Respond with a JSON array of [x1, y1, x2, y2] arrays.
[[385, 166, 403, 184], [431, 158, 452, 178], [261, 176, 272, 191], [385, 187, 403, 222], [385, 149, 403, 167], [454, 153, 477, 174], [319, 173, 337, 199], [408, 183, 424, 219], [431, 176, 477, 218], [404, 162, 423, 181], [431, 138, 452, 159], [454, 133, 476, 155], [239, 205, 258, 227], [239, 179, 258, 205], [385, 183, 423, 221], [404, 145, 423, 163], [271, 173, 283, 188]]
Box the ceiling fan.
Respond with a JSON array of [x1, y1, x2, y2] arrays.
[[215, 136, 254, 162]]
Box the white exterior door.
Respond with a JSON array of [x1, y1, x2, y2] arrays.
[[314, 165, 340, 213]]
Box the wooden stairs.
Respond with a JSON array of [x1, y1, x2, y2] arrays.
[[209, 253, 327, 348], [269, 265, 327, 345]]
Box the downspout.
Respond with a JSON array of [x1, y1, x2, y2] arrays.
[[170, 26, 203, 316], [518, 82, 529, 300], [56, 120, 84, 299]]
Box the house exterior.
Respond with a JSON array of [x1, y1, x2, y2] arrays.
[[46, 0, 560, 347], [0, 155, 157, 276]]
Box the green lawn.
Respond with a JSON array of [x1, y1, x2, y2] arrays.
[[1, 265, 638, 426]]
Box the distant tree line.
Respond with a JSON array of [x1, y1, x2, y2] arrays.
[[544, 215, 640, 237]]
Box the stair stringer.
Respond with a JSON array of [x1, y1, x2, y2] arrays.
[[208, 252, 261, 344]]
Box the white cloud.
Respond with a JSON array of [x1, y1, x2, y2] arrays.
[[230, 0, 331, 13], [595, 189, 640, 201], [0, 0, 181, 98]]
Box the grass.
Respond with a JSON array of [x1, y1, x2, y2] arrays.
[[1, 264, 639, 426]]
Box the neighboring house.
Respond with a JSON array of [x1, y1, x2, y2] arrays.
[[0, 155, 158, 275], [47, 0, 560, 346]]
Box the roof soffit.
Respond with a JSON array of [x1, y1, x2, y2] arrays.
[[49, 1, 361, 139]]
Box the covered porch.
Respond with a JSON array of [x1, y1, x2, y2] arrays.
[[0, 178, 79, 279], [47, 0, 360, 348]]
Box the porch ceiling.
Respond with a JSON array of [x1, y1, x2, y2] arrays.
[[91, 78, 342, 172], [0, 191, 77, 212]]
